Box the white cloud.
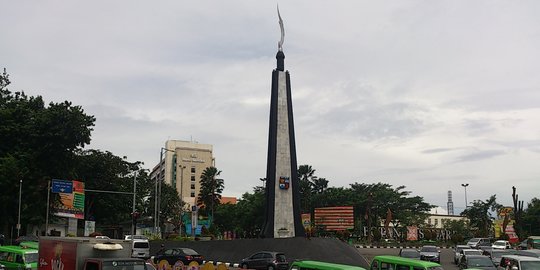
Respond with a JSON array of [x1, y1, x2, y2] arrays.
[[2, 0, 540, 209]]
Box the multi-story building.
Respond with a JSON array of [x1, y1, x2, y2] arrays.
[[150, 140, 214, 209]]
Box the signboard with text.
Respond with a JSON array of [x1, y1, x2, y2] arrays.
[[52, 180, 85, 219]]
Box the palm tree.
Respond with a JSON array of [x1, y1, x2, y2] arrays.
[[197, 166, 223, 224], [298, 165, 317, 213]]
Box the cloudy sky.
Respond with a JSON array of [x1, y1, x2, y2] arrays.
[[3, 1, 540, 212]]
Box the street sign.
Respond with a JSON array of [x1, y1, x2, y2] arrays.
[[52, 179, 73, 193]]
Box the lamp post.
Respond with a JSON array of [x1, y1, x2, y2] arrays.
[[461, 183, 469, 209], [17, 179, 22, 237], [131, 171, 137, 236], [178, 164, 186, 237], [156, 147, 175, 237]]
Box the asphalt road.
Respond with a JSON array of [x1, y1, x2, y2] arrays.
[[355, 247, 459, 270]]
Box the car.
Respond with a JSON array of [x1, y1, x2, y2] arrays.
[[419, 245, 440, 263], [240, 251, 288, 270], [95, 235, 110, 239], [146, 262, 157, 270], [517, 239, 528, 250], [131, 239, 150, 259], [454, 245, 471, 264], [499, 255, 540, 270], [125, 235, 149, 241], [459, 248, 483, 265], [13, 235, 38, 245], [458, 254, 496, 270], [0, 245, 39, 270], [516, 249, 540, 258], [399, 248, 421, 260], [152, 247, 203, 267], [467, 238, 492, 249], [483, 248, 516, 266], [370, 255, 443, 270], [491, 240, 511, 250]]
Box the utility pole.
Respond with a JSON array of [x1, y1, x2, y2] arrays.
[[461, 183, 469, 209]]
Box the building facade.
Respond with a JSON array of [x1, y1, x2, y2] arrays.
[[150, 140, 214, 209]]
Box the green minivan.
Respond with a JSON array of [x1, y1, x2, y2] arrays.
[[289, 260, 366, 270], [0, 245, 38, 270], [370, 255, 443, 270]]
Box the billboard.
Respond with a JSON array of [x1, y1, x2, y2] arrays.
[[52, 179, 85, 219], [314, 206, 354, 231]]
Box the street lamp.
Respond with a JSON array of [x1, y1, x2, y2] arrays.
[[131, 170, 138, 236], [178, 164, 186, 237], [17, 179, 22, 237], [156, 147, 175, 237], [461, 183, 469, 209]]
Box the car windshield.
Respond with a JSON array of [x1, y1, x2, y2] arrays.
[[180, 248, 199, 255], [134, 242, 149, 248], [276, 254, 286, 262], [468, 257, 494, 267], [24, 252, 39, 263], [521, 261, 540, 270], [468, 238, 480, 243], [401, 250, 420, 258], [421, 247, 437, 252], [493, 242, 505, 246]]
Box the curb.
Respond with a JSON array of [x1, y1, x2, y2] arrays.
[[354, 245, 451, 249]]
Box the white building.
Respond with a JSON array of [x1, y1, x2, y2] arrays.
[[150, 140, 214, 209]]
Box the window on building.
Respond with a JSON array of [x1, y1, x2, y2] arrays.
[[191, 167, 196, 173], [191, 175, 195, 182], [434, 219, 438, 227], [191, 184, 195, 189], [428, 218, 432, 225], [190, 192, 195, 197]]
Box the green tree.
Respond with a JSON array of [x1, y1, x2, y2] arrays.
[[159, 182, 184, 235], [461, 195, 501, 237], [522, 197, 540, 236], [443, 219, 470, 244], [197, 167, 223, 220], [1, 69, 95, 235], [298, 164, 317, 213]]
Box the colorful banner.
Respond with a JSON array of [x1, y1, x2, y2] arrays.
[[52, 180, 85, 219], [314, 206, 354, 231], [301, 213, 311, 231], [406, 226, 418, 241]]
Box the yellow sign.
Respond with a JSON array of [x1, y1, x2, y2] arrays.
[[498, 207, 513, 217]]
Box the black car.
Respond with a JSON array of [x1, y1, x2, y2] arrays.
[[240, 251, 288, 270], [459, 254, 496, 270], [483, 249, 516, 266], [152, 248, 203, 266], [419, 245, 440, 263]]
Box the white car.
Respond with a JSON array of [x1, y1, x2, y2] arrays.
[[492, 240, 511, 249], [124, 234, 149, 241]]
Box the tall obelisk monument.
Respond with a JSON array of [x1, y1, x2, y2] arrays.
[[261, 9, 305, 238]]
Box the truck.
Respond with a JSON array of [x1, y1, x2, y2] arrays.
[[38, 237, 149, 270]]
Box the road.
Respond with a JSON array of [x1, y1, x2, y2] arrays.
[[356, 247, 459, 270]]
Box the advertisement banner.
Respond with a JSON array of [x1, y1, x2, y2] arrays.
[[406, 226, 418, 241], [301, 213, 311, 231], [52, 180, 85, 219]]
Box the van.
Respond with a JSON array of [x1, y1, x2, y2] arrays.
[[0, 245, 38, 270], [290, 260, 366, 270], [131, 239, 150, 259], [526, 236, 540, 250], [370, 255, 443, 270]]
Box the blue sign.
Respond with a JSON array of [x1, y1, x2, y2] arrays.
[[52, 179, 73, 193]]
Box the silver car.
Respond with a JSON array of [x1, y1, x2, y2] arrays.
[[454, 245, 471, 264], [419, 245, 440, 263]]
